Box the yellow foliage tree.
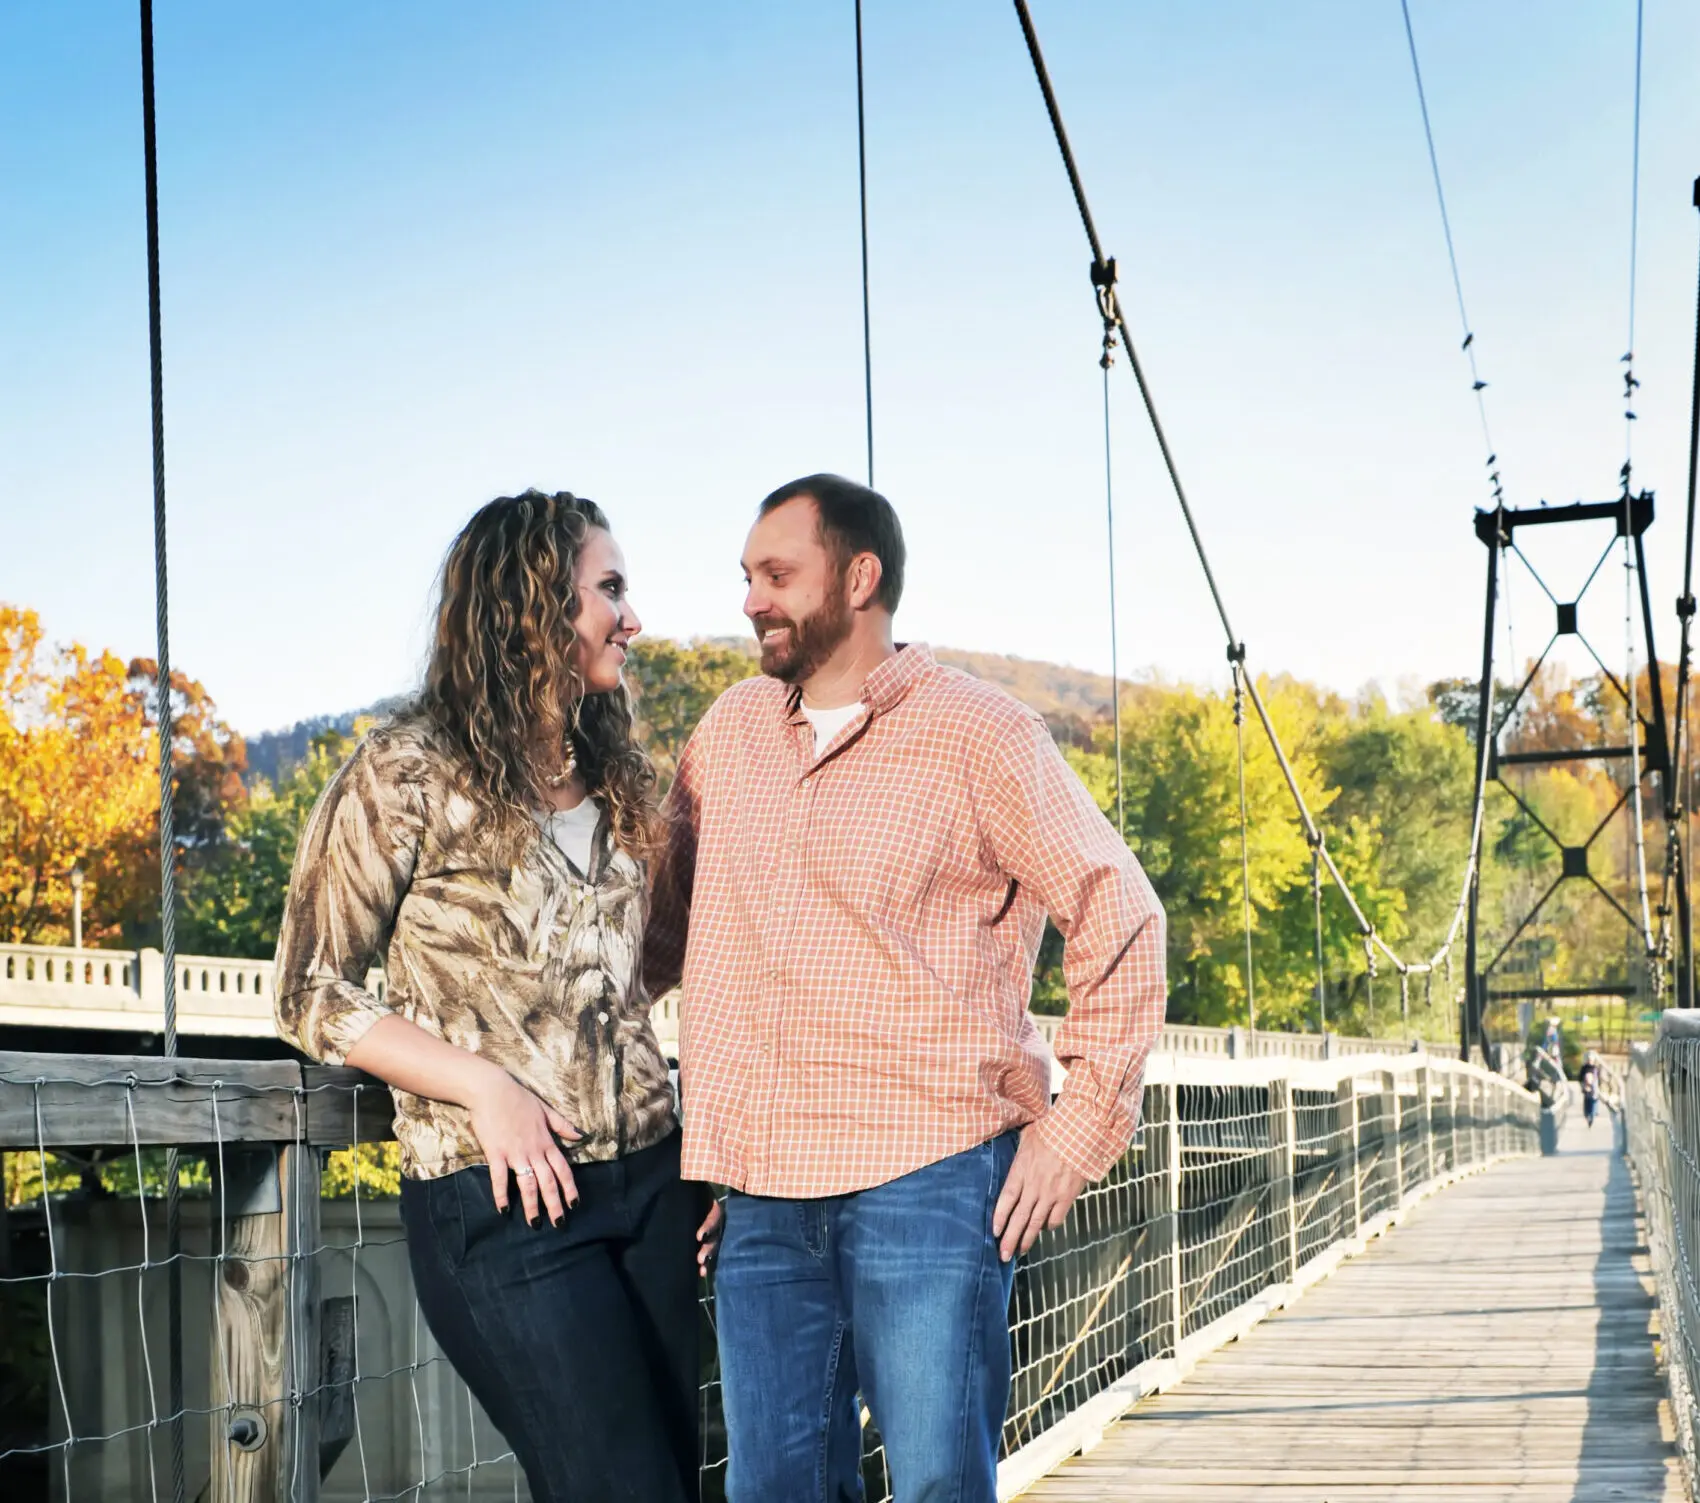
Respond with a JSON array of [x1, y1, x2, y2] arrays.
[[0, 606, 156, 945]]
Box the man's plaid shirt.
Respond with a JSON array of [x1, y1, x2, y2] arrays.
[[645, 643, 1167, 1197]]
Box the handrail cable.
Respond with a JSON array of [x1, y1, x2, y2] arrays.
[[1012, 0, 1491, 1000], [137, 5, 185, 1502], [1399, 0, 1503, 507], [854, 0, 874, 487]]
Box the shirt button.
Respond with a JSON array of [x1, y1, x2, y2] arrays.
[[597, 1011, 610, 1024], [760, 1043, 772, 1054]]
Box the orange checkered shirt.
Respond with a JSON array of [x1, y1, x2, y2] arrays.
[[644, 643, 1167, 1197]]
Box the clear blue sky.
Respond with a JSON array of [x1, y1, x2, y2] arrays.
[[2, 2, 1697, 734]]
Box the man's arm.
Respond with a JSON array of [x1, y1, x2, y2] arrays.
[[973, 705, 1167, 1258]]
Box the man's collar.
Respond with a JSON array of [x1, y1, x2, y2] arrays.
[[781, 642, 934, 721]]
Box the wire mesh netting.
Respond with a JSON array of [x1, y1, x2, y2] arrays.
[[0, 1052, 1537, 1503], [1626, 1019, 1700, 1496]]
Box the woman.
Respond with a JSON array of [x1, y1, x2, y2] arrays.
[[274, 490, 717, 1502]]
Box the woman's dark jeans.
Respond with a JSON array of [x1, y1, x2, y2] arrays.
[[401, 1128, 704, 1502]]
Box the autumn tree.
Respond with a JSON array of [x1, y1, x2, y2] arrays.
[[97, 659, 249, 947], [0, 606, 155, 945]]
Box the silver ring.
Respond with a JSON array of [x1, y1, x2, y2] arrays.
[[513, 1165, 536, 1178]]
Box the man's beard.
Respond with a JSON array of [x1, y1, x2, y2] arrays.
[[755, 593, 854, 684]]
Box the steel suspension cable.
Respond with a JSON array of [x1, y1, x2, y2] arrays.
[[1014, 0, 1491, 1001], [137, 6, 184, 1499], [1399, 0, 1503, 505], [854, 0, 874, 487]]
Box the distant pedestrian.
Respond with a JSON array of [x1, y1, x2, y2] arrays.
[[1579, 1050, 1601, 1128]]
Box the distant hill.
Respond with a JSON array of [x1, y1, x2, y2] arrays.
[[698, 637, 1118, 723], [242, 641, 1120, 782], [244, 696, 409, 785]]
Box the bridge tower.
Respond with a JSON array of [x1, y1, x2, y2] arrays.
[[1463, 492, 1689, 1062]]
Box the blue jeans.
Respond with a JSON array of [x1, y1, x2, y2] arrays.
[[714, 1132, 1020, 1503], [401, 1128, 705, 1503]]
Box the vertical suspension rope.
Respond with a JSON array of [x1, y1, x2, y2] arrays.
[[1099, 307, 1125, 838], [1621, 0, 1646, 492], [1232, 662, 1254, 1031], [1312, 844, 1327, 1032], [138, 5, 183, 1499], [1626, 516, 1655, 954], [854, 0, 874, 487]]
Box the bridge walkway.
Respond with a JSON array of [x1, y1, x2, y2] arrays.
[[1024, 1108, 1682, 1501]]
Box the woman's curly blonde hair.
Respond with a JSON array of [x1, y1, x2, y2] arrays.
[[419, 489, 657, 858]]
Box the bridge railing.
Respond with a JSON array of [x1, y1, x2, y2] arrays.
[[1625, 1011, 1700, 1496], [0, 1044, 1536, 1503]]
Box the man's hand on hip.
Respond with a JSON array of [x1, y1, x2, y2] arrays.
[[991, 1125, 1088, 1263]]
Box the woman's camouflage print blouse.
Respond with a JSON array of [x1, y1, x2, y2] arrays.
[[273, 718, 678, 1181]]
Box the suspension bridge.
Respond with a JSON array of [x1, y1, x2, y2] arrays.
[[5, 1, 1700, 1499]]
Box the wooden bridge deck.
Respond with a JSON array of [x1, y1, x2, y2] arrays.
[[1024, 1109, 1683, 1502]]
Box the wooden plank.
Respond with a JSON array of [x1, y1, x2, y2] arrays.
[[300, 1066, 395, 1147], [0, 1053, 398, 1150], [0, 1052, 305, 1149]]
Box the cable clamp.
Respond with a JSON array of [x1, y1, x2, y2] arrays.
[[1092, 257, 1119, 368], [1226, 642, 1247, 664], [1678, 593, 1696, 621]]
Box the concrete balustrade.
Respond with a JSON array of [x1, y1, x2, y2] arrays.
[[0, 941, 382, 1038], [2, 939, 1440, 1061]]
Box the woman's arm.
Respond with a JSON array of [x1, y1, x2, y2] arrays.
[[346, 1014, 583, 1226]]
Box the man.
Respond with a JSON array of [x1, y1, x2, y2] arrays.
[[646, 474, 1166, 1502]]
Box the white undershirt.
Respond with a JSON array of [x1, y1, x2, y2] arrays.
[[800, 700, 865, 756], [535, 796, 602, 876]]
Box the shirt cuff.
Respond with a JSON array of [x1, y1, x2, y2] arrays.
[[1033, 1082, 1143, 1182]]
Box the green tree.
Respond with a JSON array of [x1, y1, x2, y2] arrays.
[[627, 638, 755, 788], [179, 729, 355, 956]]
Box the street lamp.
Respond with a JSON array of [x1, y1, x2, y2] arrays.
[[69, 864, 84, 951]]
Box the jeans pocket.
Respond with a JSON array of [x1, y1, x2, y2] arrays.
[[440, 1168, 502, 1270]]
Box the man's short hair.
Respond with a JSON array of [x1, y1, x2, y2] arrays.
[[759, 473, 906, 613]]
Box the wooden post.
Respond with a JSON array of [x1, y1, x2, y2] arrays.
[[1416, 1065, 1436, 1186], [1380, 1070, 1401, 1209], [1146, 1082, 1184, 1356], [1335, 1073, 1360, 1237], [1268, 1075, 1298, 1282], [210, 1143, 321, 1503]]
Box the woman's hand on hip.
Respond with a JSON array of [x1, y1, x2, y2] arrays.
[[466, 1068, 583, 1226]]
